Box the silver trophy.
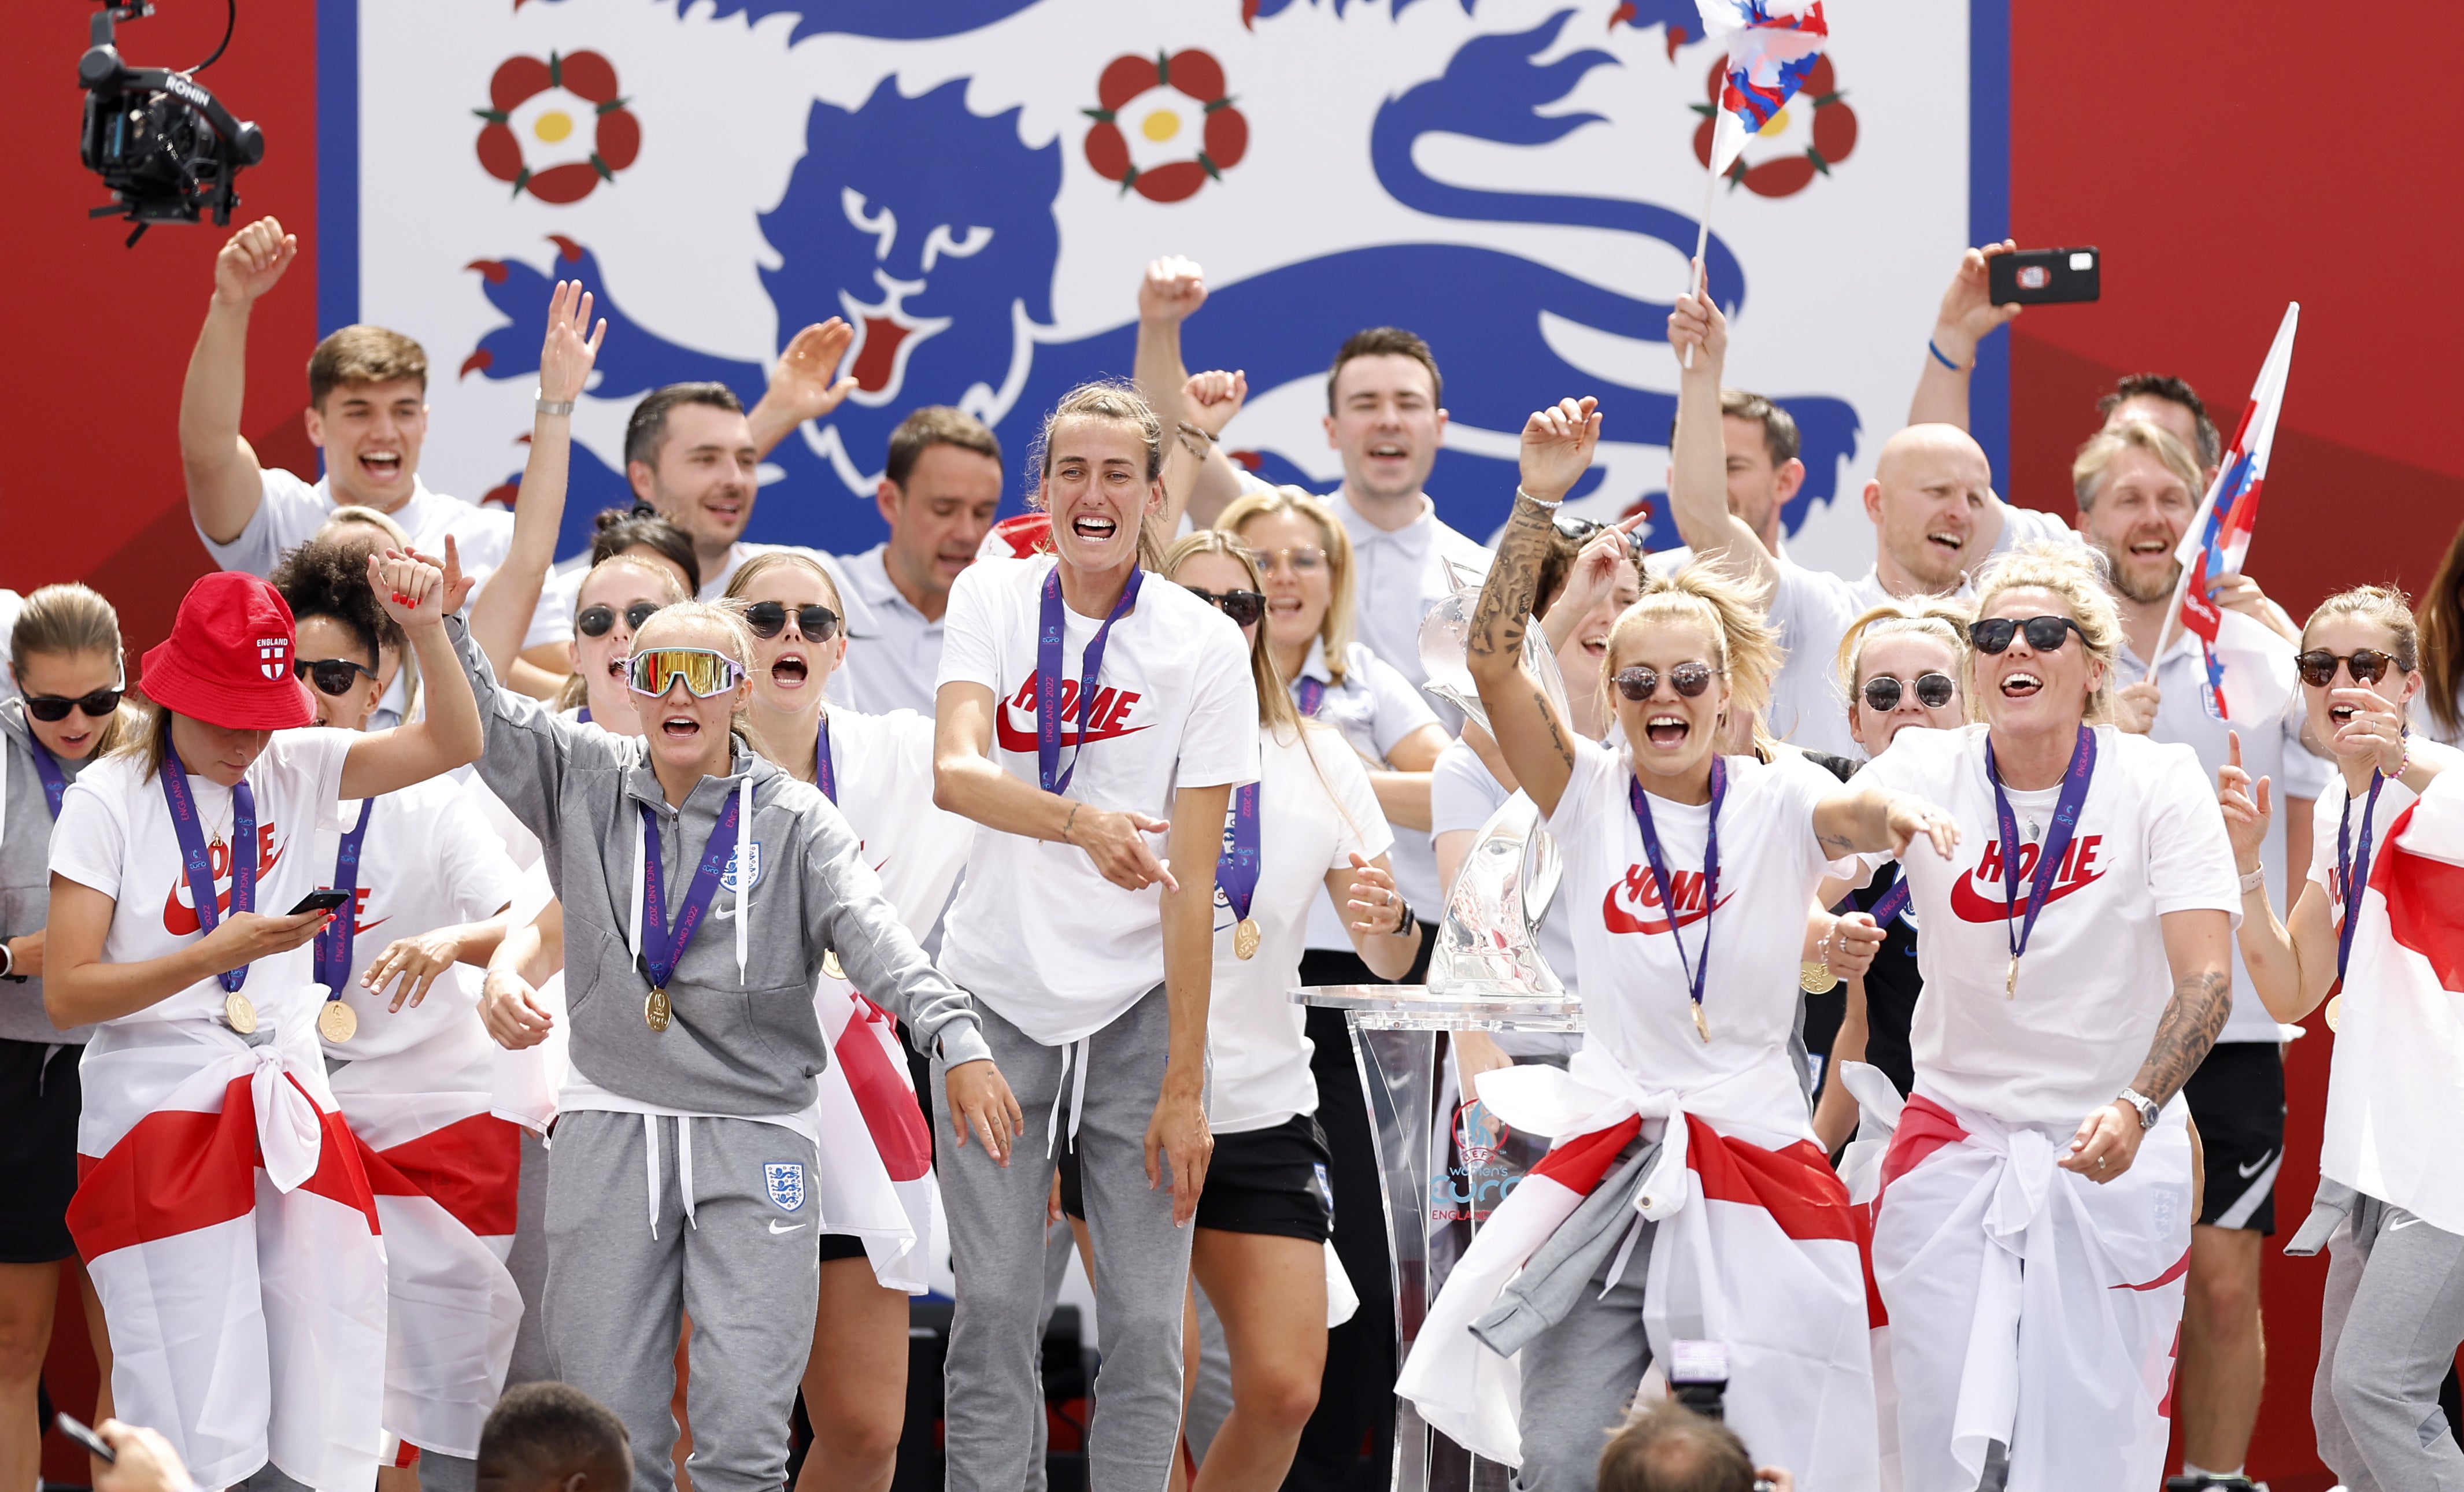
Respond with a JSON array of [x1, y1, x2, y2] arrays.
[[1415, 564, 1571, 999]]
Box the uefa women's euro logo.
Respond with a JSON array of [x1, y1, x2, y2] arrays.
[[1431, 1097, 1526, 1224]]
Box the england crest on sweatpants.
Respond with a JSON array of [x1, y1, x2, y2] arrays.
[[763, 1161, 806, 1213], [723, 841, 761, 896]]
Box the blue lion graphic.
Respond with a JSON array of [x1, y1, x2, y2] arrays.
[[463, 9, 1857, 558]]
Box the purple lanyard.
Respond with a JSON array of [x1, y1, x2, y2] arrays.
[[1983, 725, 2097, 972], [161, 749, 257, 995], [576, 706, 592, 724], [1629, 755, 1727, 1021], [1293, 677, 1326, 718], [1216, 783, 1261, 924], [1867, 871, 1911, 928], [27, 738, 69, 820], [814, 716, 837, 804], [1035, 565, 1142, 795], [2336, 771, 2387, 984], [313, 798, 375, 993], [638, 791, 743, 991]]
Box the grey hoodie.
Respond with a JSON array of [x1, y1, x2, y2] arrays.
[[454, 619, 990, 1116], [0, 701, 99, 1046]]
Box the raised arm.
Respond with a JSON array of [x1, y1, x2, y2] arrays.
[[1160, 368, 1249, 534], [932, 681, 1178, 891], [1907, 242, 2022, 431], [1135, 257, 1248, 532], [1468, 399, 1600, 817], [470, 280, 606, 683], [746, 320, 857, 459], [180, 217, 298, 545], [2217, 731, 2337, 1020], [1666, 273, 1775, 593], [339, 549, 485, 799]]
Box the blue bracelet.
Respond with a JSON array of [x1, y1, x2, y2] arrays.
[[1927, 338, 1967, 373]]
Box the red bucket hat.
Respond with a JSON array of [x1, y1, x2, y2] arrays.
[[140, 572, 315, 731]]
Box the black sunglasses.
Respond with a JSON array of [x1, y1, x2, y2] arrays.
[[1612, 661, 1721, 701], [577, 600, 665, 639], [1185, 588, 1266, 627], [23, 687, 124, 723], [293, 658, 382, 697], [2295, 649, 2392, 688], [1969, 616, 2088, 656], [1553, 514, 1640, 553], [743, 602, 841, 642], [1861, 672, 1958, 712]]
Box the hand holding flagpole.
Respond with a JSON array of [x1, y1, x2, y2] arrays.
[[1684, 1, 1830, 367]]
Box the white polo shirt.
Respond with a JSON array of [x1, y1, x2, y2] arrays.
[[1331, 489, 1490, 734], [817, 545, 947, 718], [2114, 628, 2329, 1042]]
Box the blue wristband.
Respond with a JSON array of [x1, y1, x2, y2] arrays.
[[1927, 338, 1967, 373]]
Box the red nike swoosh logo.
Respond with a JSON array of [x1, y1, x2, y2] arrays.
[[1602, 886, 1735, 936], [160, 842, 288, 936], [1946, 868, 2107, 923], [994, 716, 1155, 754]]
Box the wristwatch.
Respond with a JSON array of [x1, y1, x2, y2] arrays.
[[2116, 1087, 2160, 1131]]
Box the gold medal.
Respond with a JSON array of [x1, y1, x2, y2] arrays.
[[1234, 919, 1262, 961], [823, 950, 845, 982], [2006, 957, 2019, 999], [645, 988, 672, 1032], [2325, 993, 2343, 1033], [1691, 1004, 1710, 1043], [317, 1001, 359, 1043], [222, 990, 257, 1035], [1799, 960, 1838, 994]]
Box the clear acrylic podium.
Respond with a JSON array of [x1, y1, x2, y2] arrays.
[[1291, 985, 1582, 1492]]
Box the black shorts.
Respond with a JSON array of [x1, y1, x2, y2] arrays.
[[2182, 1040, 2285, 1234], [1061, 1113, 1335, 1243], [0, 1039, 82, 1264], [817, 1232, 867, 1263]]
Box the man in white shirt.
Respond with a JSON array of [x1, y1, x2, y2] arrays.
[[1320, 328, 1491, 732], [1666, 289, 2068, 758], [177, 219, 561, 657]]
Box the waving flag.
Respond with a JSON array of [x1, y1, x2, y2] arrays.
[[2167, 302, 2300, 720], [1696, 0, 1832, 173]]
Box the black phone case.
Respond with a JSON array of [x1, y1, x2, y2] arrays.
[[1989, 247, 2100, 305]]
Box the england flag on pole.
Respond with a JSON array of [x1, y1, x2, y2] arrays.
[[1696, 0, 1831, 174], [2171, 302, 2299, 720]]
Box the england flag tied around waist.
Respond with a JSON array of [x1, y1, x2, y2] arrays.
[[2171, 302, 2299, 721]]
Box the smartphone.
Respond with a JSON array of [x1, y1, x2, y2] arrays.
[[55, 1413, 114, 1464], [1989, 246, 2100, 305], [288, 889, 353, 917]]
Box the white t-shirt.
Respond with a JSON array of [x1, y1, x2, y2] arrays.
[[2305, 758, 2464, 1224], [2115, 631, 2330, 1042], [1211, 724, 1391, 1133], [1763, 563, 1899, 760], [1297, 636, 1443, 949], [814, 708, 974, 939], [51, 730, 357, 1041], [313, 777, 523, 1062], [1857, 724, 2242, 1128], [935, 557, 1260, 1043], [1546, 742, 1844, 1139]]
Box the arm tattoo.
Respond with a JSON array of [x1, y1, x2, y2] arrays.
[[1536, 688, 1575, 768], [2128, 968, 2231, 1108], [1817, 832, 1857, 855], [1468, 497, 1557, 661]]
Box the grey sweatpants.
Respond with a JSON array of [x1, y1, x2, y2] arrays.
[[935, 987, 1197, 1492], [1513, 1221, 1658, 1492], [2315, 1195, 2464, 1491], [542, 1109, 820, 1492]]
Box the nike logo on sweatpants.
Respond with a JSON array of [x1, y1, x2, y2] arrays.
[[769, 1219, 808, 1235]]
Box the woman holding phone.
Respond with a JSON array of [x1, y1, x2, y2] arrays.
[[45, 553, 483, 1491]]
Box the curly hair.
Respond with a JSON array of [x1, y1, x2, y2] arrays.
[[1966, 540, 2123, 724], [270, 536, 402, 671]]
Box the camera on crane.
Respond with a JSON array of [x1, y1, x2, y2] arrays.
[[78, 2, 264, 245]]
